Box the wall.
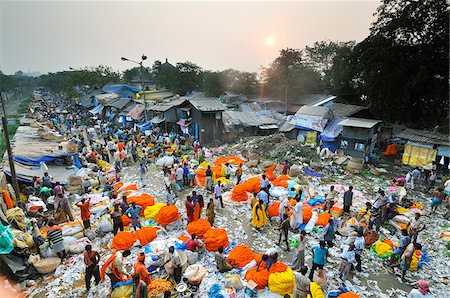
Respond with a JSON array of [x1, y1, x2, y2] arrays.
[[200, 112, 223, 144]]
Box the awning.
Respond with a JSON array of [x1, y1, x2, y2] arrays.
[[127, 104, 145, 120], [89, 104, 103, 115], [150, 115, 165, 124], [259, 124, 278, 130]]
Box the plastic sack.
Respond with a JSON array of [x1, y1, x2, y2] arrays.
[[145, 240, 168, 256], [32, 257, 61, 274], [269, 186, 288, 198], [155, 156, 174, 167], [144, 203, 165, 221], [245, 267, 270, 290], [98, 214, 114, 233], [111, 285, 133, 298], [110, 232, 137, 251], [157, 205, 180, 227], [90, 202, 109, 214], [268, 267, 295, 295], [63, 236, 79, 253], [227, 245, 255, 268], [62, 223, 84, 237], [74, 237, 92, 254], [208, 284, 224, 298], [0, 223, 13, 254], [203, 228, 229, 252], [225, 274, 244, 290], [11, 229, 34, 249], [134, 227, 158, 246], [305, 211, 319, 233], [6, 208, 26, 230], [187, 219, 212, 238], [184, 264, 207, 284]]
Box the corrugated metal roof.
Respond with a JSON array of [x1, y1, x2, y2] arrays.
[[328, 103, 366, 117], [188, 98, 226, 111], [294, 105, 333, 118], [339, 118, 381, 128], [104, 98, 132, 109], [223, 110, 277, 127], [396, 128, 450, 146], [148, 99, 186, 112]]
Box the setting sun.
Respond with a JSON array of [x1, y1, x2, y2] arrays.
[[265, 36, 275, 47]]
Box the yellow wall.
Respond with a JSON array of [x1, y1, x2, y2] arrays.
[[402, 144, 436, 167]]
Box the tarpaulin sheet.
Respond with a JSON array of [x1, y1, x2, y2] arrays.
[[13, 153, 76, 167]]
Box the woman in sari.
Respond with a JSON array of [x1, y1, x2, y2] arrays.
[[251, 199, 268, 229]]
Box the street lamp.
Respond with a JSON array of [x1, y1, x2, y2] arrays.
[[121, 54, 148, 121]]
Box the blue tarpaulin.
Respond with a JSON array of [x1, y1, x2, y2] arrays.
[[13, 154, 75, 167], [102, 84, 141, 95], [320, 117, 343, 153], [136, 121, 152, 131]]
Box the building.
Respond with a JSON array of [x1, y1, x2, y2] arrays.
[[178, 98, 226, 144], [223, 110, 278, 135], [289, 106, 334, 144], [338, 118, 381, 158], [147, 98, 187, 132], [79, 88, 104, 109], [101, 84, 141, 99], [395, 128, 450, 168]]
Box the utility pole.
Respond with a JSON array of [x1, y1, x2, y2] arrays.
[[0, 92, 21, 200]]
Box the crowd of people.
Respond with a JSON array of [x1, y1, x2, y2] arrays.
[[10, 94, 447, 298]]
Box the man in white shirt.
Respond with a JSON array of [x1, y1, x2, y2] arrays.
[[260, 174, 269, 191], [408, 213, 425, 243], [175, 165, 184, 190], [103, 250, 131, 287], [291, 231, 307, 270], [339, 244, 356, 281], [214, 181, 224, 208], [354, 230, 365, 272], [292, 266, 310, 298]]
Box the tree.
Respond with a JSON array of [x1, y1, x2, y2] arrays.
[[352, 0, 448, 127], [305, 40, 356, 88], [328, 41, 357, 96], [123, 66, 153, 84], [203, 71, 224, 97], [0, 71, 16, 92], [263, 48, 322, 99], [174, 62, 203, 95], [152, 60, 177, 90]]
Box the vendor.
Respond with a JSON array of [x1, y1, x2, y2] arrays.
[[101, 250, 131, 287], [215, 246, 232, 273], [134, 252, 151, 285], [163, 246, 183, 283], [186, 234, 203, 253]]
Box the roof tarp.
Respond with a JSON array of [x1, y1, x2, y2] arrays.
[[102, 84, 141, 94], [128, 104, 145, 120], [12, 153, 75, 167], [320, 117, 343, 142], [89, 104, 103, 115], [136, 121, 152, 131]]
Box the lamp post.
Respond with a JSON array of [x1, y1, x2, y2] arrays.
[[121, 54, 148, 121]]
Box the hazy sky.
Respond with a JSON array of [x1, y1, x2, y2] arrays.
[[0, 1, 380, 75]]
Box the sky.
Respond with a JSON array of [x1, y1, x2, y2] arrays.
[[0, 1, 380, 75]]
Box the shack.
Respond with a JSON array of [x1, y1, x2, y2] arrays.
[[338, 118, 381, 158], [222, 110, 278, 136], [148, 98, 187, 132], [178, 98, 226, 144], [289, 105, 334, 144], [396, 128, 450, 169]]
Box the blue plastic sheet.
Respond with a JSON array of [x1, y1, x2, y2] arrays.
[[224, 241, 237, 254], [13, 153, 76, 167], [174, 241, 186, 251], [302, 168, 324, 177], [112, 278, 132, 289], [287, 180, 298, 197], [208, 284, 224, 298], [0, 224, 13, 255], [307, 197, 325, 206]]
